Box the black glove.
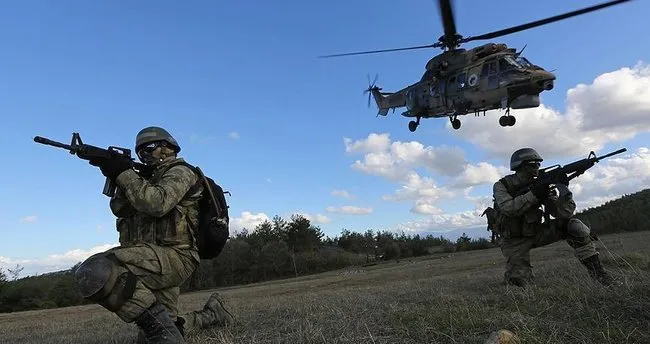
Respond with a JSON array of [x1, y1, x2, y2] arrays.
[[556, 173, 570, 186], [530, 182, 550, 201], [89, 156, 133, 180], [136, 165, 154, 179]]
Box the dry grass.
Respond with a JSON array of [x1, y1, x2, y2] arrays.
[[1, 231, 649, 344]]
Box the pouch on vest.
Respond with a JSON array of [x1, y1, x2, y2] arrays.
[[521, 208, 543, 237]]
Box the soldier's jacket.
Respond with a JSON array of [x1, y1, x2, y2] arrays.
[[493, 173, 576, 237], [109, 157, 203, 262]]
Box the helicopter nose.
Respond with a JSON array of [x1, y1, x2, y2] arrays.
[[539, 79, 554, 91], [534, 71, 555, 91]]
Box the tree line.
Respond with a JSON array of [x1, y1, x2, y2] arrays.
[[1, 188, 648, 313]]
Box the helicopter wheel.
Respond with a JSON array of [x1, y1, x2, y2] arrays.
[[449, 115, 461, 130], [499, 115, 516, 127], [408, 120, 419, 132]]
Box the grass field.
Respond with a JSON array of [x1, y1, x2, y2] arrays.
[[1, 231, 649, 344]]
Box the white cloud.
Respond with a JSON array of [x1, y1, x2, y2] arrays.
[[292, 212, 331, 224], [344, 133, 467, 181], [410, 201, 444, 215], [382, 172, 455, 203], [266, 177, 272, 183], [229, 211, 270, 233], [19, 215, 37, 223], [331, 189, 354, 198], [0, 243, 119, 277], [452, 62, 650, 159], [448, 162, 510, 189], [229, 131, 240, 140], [396, 209, 486, 234], [343, 133, 504, 211], [312, 214, 331, 224], [325, 206, 373, 215]]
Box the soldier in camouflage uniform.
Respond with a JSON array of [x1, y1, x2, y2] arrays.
[[73, 127, 233, 344], [493, 148, 614, 288]]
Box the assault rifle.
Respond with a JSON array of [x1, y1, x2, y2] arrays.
[[34, 132, 151, 197], [513, 147, 627, 197]]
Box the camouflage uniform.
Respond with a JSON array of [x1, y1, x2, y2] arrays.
[[73, 127, 233, 344], [106, 157, 202, 321], [493, 148, 614, 287]]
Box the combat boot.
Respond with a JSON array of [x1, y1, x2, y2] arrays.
[[177, 292, 235, 335], [581, 254, 615, 286], [134, 302, 186, 344]]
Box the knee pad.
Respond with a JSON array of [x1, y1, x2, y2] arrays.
[[74, 253, 138, 312], [74, 253, 118, 299], [566, 218, 590, 238]]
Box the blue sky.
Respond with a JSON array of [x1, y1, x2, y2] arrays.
[[1, 0, 649, 276]]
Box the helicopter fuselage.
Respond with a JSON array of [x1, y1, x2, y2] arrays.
[[369, 43, 556, 131]]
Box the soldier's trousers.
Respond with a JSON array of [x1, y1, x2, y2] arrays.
[[81, 243, 199, 323], [500, 217, 598, 283]]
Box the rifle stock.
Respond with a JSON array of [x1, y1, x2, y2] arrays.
[[34, 132, 150, 197]]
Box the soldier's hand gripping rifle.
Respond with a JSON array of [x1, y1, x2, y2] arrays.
[[514, 147, 628, 197], [34, 133, 151, 197]]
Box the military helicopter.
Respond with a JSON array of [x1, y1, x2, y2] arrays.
[[320, 0, 634, 132]]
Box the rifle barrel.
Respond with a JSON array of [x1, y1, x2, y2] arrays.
[[597, 148, 627, 160], [33, 136, 72, 150]]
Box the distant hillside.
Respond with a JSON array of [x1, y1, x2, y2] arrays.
[[1, 188, 648, 314], [575, 188, 650, 235]]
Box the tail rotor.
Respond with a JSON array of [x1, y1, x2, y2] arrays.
[[363, 73, 380, 108]]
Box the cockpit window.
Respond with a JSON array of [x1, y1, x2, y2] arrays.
[[482, 60, 497, 77], [499, 55, 522, 71], [515, 57, 533, 68], [457, 73, 466, 89]]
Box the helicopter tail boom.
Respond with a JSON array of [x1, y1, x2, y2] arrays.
[[370, 87, 390, 116]]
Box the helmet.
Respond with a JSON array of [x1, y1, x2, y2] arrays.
[[135, 126, 181, 153], [510, 148, 542, 171]]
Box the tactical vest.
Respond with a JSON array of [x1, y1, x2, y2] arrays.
[[115, 158, 203, 251], [493, 174, 544, 238]]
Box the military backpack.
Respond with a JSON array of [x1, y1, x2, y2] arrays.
[[167, 161, 231, 259], [491, 177, 517, 236]]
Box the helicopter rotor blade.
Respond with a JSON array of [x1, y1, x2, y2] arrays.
[[437, 0, 458, 42], [318, 43, 437, 58], [461, 0, 634, 43]]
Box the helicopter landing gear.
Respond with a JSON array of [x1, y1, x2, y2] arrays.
[[408, 116, 421, 132], [499, 115, 516, 127], [449, 115, 461, 130], [498, 105, 515, 127]]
